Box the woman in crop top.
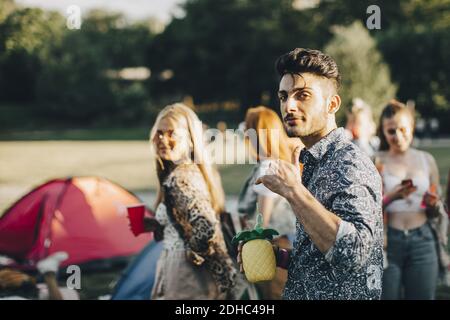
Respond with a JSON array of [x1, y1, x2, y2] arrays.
[[375, 100, 448, 300]]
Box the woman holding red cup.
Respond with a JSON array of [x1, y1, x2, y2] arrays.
[[145, 103, 237, 300]]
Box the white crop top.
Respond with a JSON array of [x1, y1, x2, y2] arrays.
[[383, 151, 430, 213], [155, 202, 185, 251]]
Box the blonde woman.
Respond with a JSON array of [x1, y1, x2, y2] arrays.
[[145, 103, 237, 299]]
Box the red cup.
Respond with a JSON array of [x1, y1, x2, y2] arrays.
[[127, 204, 146, 236]]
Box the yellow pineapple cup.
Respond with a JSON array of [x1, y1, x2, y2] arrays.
[[232, 213, 279, 283]]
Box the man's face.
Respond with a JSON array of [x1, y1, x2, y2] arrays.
[[278, 73, 336, 138]]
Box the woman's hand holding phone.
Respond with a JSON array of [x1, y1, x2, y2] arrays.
[[387, 180, 417, 202]]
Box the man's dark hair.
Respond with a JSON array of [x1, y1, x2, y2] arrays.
[[275, 48, 341, 91]]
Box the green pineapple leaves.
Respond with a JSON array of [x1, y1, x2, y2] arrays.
[[232, 213, 279, 245]]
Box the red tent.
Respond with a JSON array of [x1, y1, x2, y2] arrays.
[[0, 177, 152, 269]]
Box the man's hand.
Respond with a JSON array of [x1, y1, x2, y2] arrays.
[[255, 146, 302, 198]]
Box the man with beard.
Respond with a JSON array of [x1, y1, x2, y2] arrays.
[[239, 48, 383, 300]]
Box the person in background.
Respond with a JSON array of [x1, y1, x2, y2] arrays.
[[144, 103, 237, 300], [0, 252, 78, 300], [237, 106, 303, 299], [345, 98, 379, 160], [375, 100, 449, 299]]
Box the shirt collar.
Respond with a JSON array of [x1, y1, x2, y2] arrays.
[[300, 127, 346, 164]]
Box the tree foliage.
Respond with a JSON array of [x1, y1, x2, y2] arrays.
[[325, 21, 397, 123], [0, 0, 449, 131], [0, 7, 64, 101], [0, 5, 154, 123], [148, 0, 322, 111]]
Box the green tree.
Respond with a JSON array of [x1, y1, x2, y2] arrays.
[[324, 21, 397, 123], [36, 11, 153, 123], [375, 0, 450, 130], [314, 0, 450, 131], [148, 0, 323, 114], [0, 0, 16, 23], [0, 7, 64, 102]]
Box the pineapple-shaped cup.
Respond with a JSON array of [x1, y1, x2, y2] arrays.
[[232, 213, 279, 283]]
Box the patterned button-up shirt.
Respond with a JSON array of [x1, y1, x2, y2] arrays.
[[282, 128, 384, 300]]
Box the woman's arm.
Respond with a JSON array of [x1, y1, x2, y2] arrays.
[[424, 152, 443, 218], [427, 152, 441, 196], [375, 155, 390, 211], [258, 195, 275, 228]]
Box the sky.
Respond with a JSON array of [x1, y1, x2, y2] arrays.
[[15, 0, 186, 24]]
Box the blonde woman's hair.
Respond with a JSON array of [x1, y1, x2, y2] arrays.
[[150, 103, 225, 214]]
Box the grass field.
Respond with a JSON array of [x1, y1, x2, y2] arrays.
[[0, 140, 256, 213], [0, 139, 448, 214]]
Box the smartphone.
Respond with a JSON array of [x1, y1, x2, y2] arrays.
[[401, 179, 414, 188]]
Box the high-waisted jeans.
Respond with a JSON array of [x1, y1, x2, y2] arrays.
[[382, 223, 438, 300]]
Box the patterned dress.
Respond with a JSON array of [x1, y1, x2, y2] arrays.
[[282, 128, 384, 300], [151, 164, 237, 299]]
